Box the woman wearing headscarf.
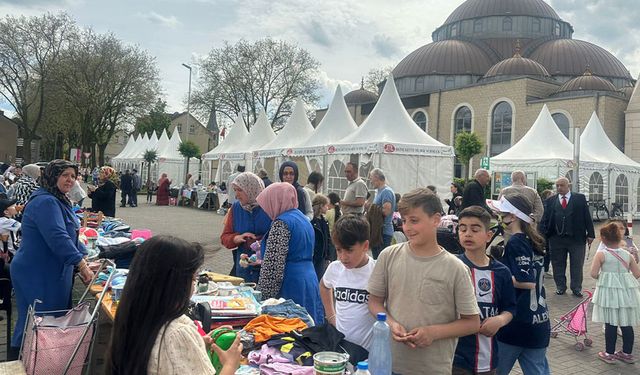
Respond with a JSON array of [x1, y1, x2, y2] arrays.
[[257, 183, 324, 324], [156, 173, 172, 206], [11, 163, 40, 207], [220, 172, 271, 283], [87, 166, 117, 217], [279, 161, 312, 219], [9, 160, 94, 359]]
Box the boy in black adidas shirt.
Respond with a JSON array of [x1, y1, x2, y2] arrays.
[[453, 206, 517, 374]]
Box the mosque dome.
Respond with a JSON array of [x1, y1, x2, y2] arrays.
[[483, 52, 550, 80], [554, 70, 617, 96], [444, 0, 561, 25], [344, 88, 378, 105], [392, 40, 494, 79], [527, 39, 632, 82]]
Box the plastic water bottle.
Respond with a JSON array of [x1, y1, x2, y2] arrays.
[[368, 313, 392, 375], [354, 361, 371, 375]]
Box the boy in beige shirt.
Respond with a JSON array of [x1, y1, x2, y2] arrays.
[[368, 188, 480, 375]]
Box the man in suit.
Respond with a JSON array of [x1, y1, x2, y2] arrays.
[[461, 168, 491, 213], [540, 177, 595, 297], [119, 170, 133, 208]]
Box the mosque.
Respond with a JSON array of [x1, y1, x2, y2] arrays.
[[325, 0, 639, 179]]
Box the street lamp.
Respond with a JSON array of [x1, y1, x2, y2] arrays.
[[182, 63, 192, 142]]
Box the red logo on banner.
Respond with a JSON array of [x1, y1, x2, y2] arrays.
[[286, 148, 293, 156], [327, 146, 336, 154], [220, 153, 225, 159], [383, 144, 396, 153]]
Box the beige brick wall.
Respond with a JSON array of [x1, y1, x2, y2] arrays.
[[0, 116, 18, 163], [169, 113, 214, 154]]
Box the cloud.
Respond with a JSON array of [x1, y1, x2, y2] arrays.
[[141, 11, 180, 28], [316, 70, 359, 107], [372, 34, 402, 58], [301, 20, 332, 47], [0, 0, 70, 5]]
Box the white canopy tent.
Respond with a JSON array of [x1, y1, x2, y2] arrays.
[[253, 99, 315, 179], [327, 74, 455, 195], [155, 130, 199, 185], [202, 115, 249, 184], [112, 134, 137, 169]]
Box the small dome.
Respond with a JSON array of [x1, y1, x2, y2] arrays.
[[344, 88, 378, 105], [528, 39, 631, 81], [393, 40, 494, 78], [444, 0, 561, 25], [555, 70, 617, 94], [483, 53, 550, 80]]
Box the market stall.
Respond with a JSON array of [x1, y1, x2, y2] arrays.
[[202, 115, 250, 185]]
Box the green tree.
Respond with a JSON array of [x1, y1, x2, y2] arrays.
[[135, 99, 172, 136], [143, 149, 158, 188], [192, 38, 320, 130], [455, 131, 483, 180], [178, 140, 201, 183], [536, 178, 554, 195], [0, 13, 76, 163]]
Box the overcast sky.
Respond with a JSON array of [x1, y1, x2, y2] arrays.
[[1, 0, 638, 121]]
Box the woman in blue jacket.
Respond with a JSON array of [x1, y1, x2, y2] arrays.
[[9, 160, 94, 357], [256, 182, 324, 324]]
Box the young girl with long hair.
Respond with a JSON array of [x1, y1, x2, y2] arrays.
[[325, 192, 341, 234], [488, 195, 550, 375], [590, 222, 640, 365], [106, 236, 242, 374]]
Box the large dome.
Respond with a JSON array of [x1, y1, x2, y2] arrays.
[[392, 40, 494, 78], [528, 39, 631, 81], [444, 0, 561, 25], [483, 54, 550, 80]]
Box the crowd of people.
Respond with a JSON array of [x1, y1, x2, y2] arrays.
[[1, 158, 639, 374]]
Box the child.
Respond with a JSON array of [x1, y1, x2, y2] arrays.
[[487, 196, 550, 375], [597, 220, 639, 264], [367, 188, 480, 375], [320, 214, 376, 350], [311, 194, 335, 280], [453, 206, 517, 375], [0, 198, 21, 259], [590, 222, 640, 364], [325, 192, 341, 235]]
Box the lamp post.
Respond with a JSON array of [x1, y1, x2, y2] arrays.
[[182, 63, 192, 142]]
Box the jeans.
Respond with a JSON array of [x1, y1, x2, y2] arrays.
[[372, 234, 393, 259], [128, 189, 138, 206], [496, 341, 550, 375], [262, 299, 315, 326]]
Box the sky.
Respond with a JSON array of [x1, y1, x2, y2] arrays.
[[1, 0, 639, 123]]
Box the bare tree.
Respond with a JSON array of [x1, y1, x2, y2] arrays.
[[192, 38, 320, 131], [0, 13, 75, 163], [364, 66, 393, 94]]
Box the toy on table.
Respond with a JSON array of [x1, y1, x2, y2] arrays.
[[239, 240, 262, 268]]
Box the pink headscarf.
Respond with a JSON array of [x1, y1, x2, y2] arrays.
[[256, 182, 298, 220]]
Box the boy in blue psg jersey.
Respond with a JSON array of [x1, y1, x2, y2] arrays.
[[454, 206, 517, 375]]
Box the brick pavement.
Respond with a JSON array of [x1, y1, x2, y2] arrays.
[[1, 199, 638, 374]]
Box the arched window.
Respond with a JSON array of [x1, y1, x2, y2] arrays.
[[451, 23, 458, 37], [473, 19, 483, 33], [551, 113, 570, 139], [415, 77, 424, 92], [490, 102, 513, 156], [445, 76, 455, 89], [359, 161, 374, 190], [554, 22, 561, 36], [221, 161, 232, 183], [565, 170, 574, 184], [413, 111, 428, 132], [328, 160, 348, 197], [615, 174, 629, 212], [589, 172, 604, 202], [309, 158, 322, 173], [453, 106, 472, 178], [253, 160, 263, 174], [503, 17, 512, 31], [532, 18, 541, 32]]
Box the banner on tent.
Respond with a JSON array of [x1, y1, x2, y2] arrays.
[[331, 142, 454, 157], [219, 152, 247, 161], [290, 147, 324, 157]]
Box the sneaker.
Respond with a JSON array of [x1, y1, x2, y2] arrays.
[[614, 351, 635, 364], [598, 352, 617, 364]]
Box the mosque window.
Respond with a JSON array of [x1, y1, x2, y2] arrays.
[[451, 23, 458, 37], [445, 76, 455, 89], [412, 111, 428, 132], [532, 18, 541, 32], [328, 160, 349, 197], [473, 19, 483, 33], [615, 174, 629, 212], [551, 113, 570, 139], [502, 17, 512, 32], [490, 101, 512, 156], [415, 77, 424, 91], [554, 22, 561, 36], [588, 172, 604, 202], [453, 106, 472, 178]]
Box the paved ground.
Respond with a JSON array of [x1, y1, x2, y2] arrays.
[[1, 196, 639, 374]]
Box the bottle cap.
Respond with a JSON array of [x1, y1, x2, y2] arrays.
[[377, 312, 387, 321], [357, 361, 368, 370]]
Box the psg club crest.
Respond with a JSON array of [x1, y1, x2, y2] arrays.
[[478, 278, 491, 292], [383, 143, 396, 153]]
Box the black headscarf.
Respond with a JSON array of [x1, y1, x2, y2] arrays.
[[279, 161, 307, 213], [41, 159, 78, 206]]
